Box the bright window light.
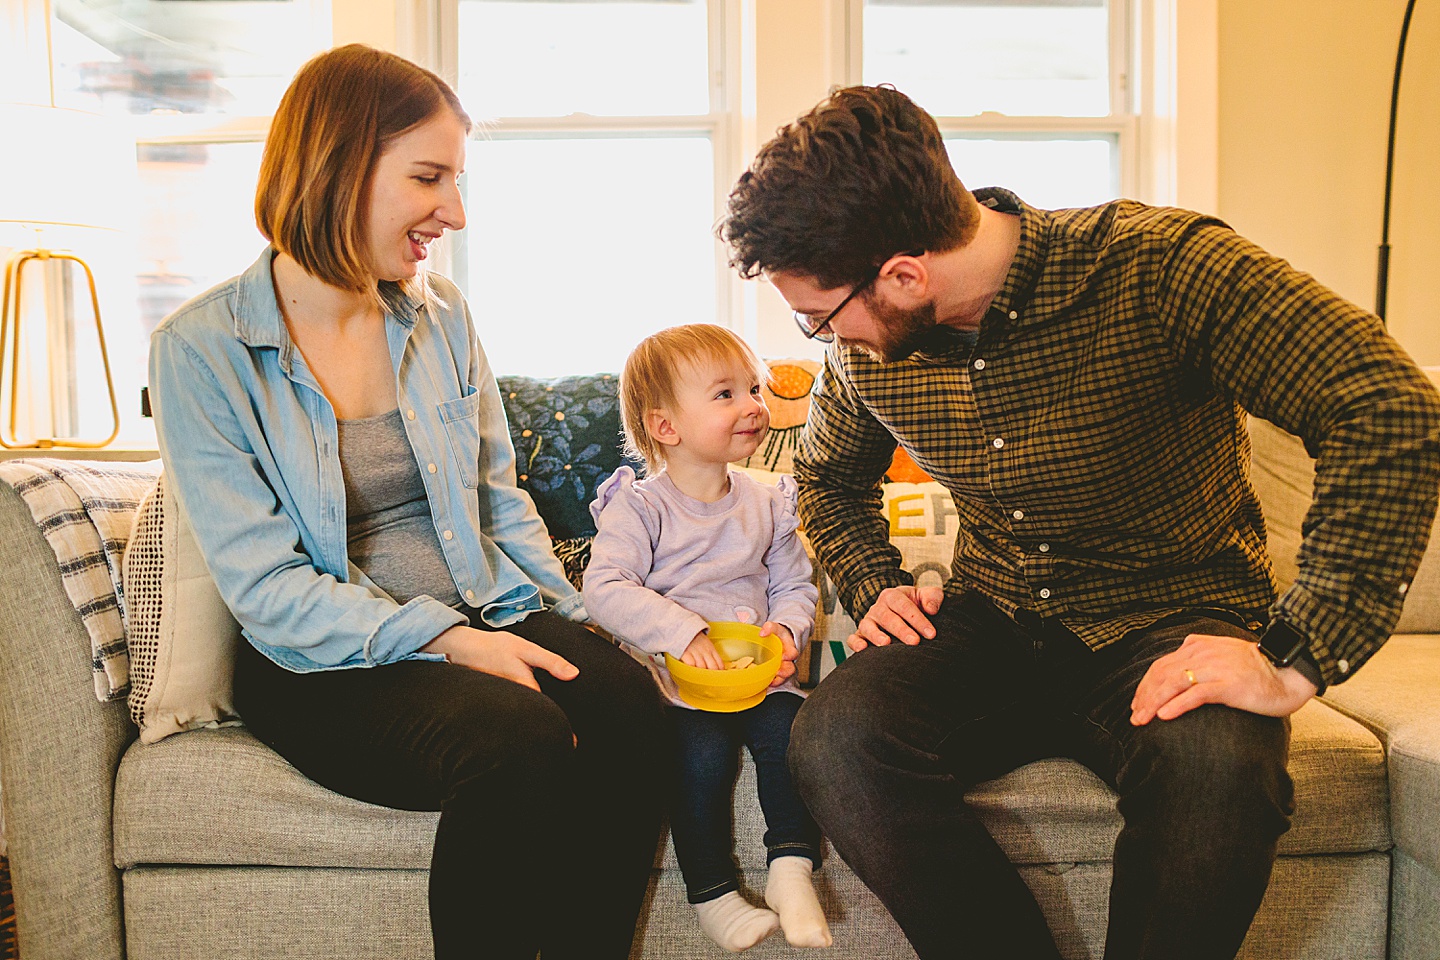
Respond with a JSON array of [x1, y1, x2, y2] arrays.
[[945, 136, 1118, 209], [461, 136, 716, 377], [458, 0, 710, 118], [863, 1, 1111, 118]]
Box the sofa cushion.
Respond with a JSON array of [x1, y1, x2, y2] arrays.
[[1321, 633, 1440, 878], [113, 727, 438, 870], [113, 698, 1387, 872]]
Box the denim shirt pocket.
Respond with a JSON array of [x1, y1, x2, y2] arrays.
[[438, 387, 483, 489]]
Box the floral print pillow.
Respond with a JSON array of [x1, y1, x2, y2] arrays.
[[497, 373, 643, 540]]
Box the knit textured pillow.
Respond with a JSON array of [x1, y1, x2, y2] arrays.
[[123, 473, 243, 744]]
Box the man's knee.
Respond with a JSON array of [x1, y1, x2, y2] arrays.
[[789, 659, 899, 807], [1120, 705, 1294, 828]]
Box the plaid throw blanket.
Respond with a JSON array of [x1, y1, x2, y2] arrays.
[[0, 458, 162, 702]]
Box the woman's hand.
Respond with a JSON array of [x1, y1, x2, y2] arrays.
[[760, 622, 799, 687], [422, 625, 578, 692], [681, 630, 725, 670]]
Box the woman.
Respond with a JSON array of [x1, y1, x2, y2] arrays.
[[148, 44, 666, 960]]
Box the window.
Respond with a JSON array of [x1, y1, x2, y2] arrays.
[[0, 0, 328, 443], [49, 0, 330, 339], [853, 0, 1130, 208], [443, 0, 732, 377]]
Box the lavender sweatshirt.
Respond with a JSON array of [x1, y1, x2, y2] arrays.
[[583, 466, 818, 707]]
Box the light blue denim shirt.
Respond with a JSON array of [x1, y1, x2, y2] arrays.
[[149, 247, 584, 672]]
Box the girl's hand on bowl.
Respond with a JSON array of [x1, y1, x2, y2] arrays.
[[760, 621, 799, 687], [681, 630, 725, 670]]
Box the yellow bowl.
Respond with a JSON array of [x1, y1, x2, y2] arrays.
[[664, 622, 783, 712]]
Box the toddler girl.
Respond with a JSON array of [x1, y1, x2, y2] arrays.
[[584, 324, 831, 952]]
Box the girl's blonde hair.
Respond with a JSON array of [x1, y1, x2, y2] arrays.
[[620, 324, 769, 475]]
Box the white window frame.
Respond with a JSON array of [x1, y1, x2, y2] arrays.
[[841, 0, 1134, 200], [424, 0, 742, 332]]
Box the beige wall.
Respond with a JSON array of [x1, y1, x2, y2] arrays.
[[1217, 0, 1440, 363]]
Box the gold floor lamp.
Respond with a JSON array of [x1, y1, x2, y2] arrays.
[[0, 103, 128, 449]]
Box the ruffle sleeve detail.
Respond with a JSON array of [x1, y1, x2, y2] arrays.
[[773, 474, 802, 541], [589, 465, 637, 525]]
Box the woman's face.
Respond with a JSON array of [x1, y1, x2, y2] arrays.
[[364, 109, 468, 283]]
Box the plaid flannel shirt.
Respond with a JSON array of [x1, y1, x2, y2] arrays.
[[794, 188, 1440, 687]]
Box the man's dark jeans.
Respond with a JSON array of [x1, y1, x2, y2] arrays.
[[789, 590, 1295, 960]]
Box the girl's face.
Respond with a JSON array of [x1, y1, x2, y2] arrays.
[[660, 357, 771, 468], [364, 109, 468, 283]]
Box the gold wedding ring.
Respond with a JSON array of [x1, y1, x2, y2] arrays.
[[1184, 668, 1198, 686]]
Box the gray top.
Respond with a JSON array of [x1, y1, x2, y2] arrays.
[[337, 409, 462, 608]]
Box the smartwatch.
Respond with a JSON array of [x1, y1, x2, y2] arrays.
[[1257, 620, 1308, 668], [1257, 619, 1326, 693]]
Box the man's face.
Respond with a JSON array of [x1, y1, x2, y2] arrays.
[[770, 271, 937, 363]]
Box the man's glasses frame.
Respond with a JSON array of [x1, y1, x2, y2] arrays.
[[792, 250, 924, 344]]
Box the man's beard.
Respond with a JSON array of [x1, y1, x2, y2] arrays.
[[845, 296, 938, 363]]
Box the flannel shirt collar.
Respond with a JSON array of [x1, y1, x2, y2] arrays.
[[908, 187, 1052, 364]]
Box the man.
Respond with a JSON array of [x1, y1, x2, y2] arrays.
[[719, 85, 1440, 960]]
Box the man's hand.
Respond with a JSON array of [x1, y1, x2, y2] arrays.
[[1130, 633, 1319, 725], [760, 621, 799, 687], [681, 630, 725, 670], [422, 625, 579, 693], [847, 585, 945, 652]]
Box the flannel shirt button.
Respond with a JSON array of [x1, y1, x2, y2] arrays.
[[1399, 581, 1409, 595], [1038, 543, 1050, 553], [1012, 509, 1024, 520], [1338, 659, 1350, 674], [1039, 588, 1052, 599], [973, 358, 986, 371], [1008, 310, 1019, 320], [992, 437, 1005, 449]]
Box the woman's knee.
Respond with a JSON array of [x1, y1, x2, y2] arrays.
[[445, 691, 576, 791]]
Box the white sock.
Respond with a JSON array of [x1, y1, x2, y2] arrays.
[[764, 856, 833, 948], [695, 891, 780, 952]]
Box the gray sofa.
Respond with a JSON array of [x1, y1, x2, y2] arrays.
[[1, 414, 1438, 959]]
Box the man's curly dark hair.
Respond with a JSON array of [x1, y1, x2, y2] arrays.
[[719, 85, 980, 289]]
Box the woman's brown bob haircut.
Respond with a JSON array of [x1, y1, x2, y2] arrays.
[[720, 85, 979, 290], [255, 44, 471, 298], [620, 324, 769, 477]]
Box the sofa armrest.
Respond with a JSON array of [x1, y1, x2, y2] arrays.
[[1321, 634, 1440, 877], [0, 480, 133, 960]]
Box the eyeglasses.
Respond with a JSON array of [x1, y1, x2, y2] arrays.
[[792, 250, 924, 344]]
